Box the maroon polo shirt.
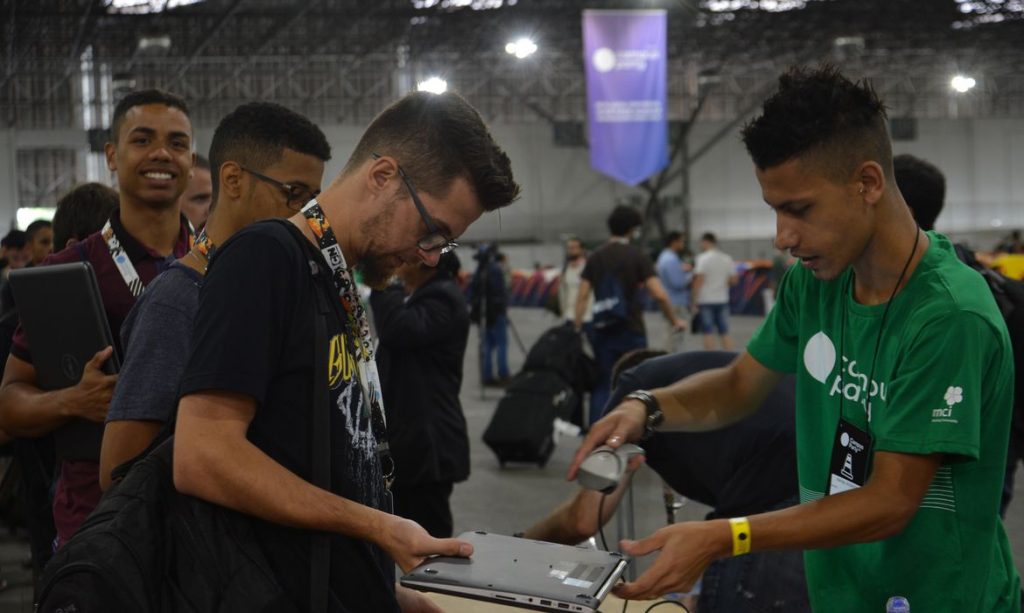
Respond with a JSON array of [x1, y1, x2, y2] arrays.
[[10, 207, 190, 547]]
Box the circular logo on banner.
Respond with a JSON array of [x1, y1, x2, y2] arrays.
[[803, 331, 836, 384], [592, 48, 616, 73]]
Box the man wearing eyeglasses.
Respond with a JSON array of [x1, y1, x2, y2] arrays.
[[99, 101, 331, 491], [173, 91, 520, 612]]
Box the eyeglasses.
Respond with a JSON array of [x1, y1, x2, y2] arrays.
[[241, 166, 320, 212], [372, 153, 458, 254]]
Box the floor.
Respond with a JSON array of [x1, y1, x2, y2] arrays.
[[0, 308, 1021, 611]]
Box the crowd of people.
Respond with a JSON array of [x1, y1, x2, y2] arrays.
[[0, 63, 1017, 613]]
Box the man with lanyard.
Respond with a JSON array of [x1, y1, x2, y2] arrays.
[[172, 91, 520, 611], [99, 101, 331, 490], [568, 66, 1020, 611], [0, 89, 195, 548]]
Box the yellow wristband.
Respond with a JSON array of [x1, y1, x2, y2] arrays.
[[729, 517, 751, 556]]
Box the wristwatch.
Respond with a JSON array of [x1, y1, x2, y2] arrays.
[[623, 390, 663, 440]]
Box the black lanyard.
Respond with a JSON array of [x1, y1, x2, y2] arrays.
[[838, 225, 922, 428]]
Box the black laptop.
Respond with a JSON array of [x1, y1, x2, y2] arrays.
[[401, 531, 629, 613], [8, 262, 119, 388]]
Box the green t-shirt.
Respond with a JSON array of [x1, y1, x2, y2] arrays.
[[748, 232, 1021, 612]]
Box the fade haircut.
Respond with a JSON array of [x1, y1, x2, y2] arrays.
[[110, 89, 190, 143], [741, 65, 893, 184], [52, 183, 118, 248], [893, 154, 945, 232], [607, 205, 642, 237], [208, 102, 331, 199], [345, 91, 520, 211]]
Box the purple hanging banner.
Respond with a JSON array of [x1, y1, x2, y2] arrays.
[[583, 9, 668, 186]]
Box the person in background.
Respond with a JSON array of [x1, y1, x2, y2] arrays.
[[178, 154, 213, 232], [371, 251, 470, 538], [0, 230, 28, 279], [692, 232, 738, 350], [0, 88, 195, 548], [573, 205, 685, 427], [470, 244, 511, 386], [51, 183, 119, 251], [22, 220, 54, 267], [558, 236, 592, 328], [656, 231, 692, 353]]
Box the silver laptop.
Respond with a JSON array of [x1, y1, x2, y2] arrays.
[[400, 531, 629, 612]]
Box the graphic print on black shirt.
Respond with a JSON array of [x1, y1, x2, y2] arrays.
[[180, 220, 396, 612]]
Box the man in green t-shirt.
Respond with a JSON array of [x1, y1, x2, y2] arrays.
[[568, 66, 1021, 612]]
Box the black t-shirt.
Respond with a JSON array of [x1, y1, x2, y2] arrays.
[[608, 351, 798, 518], [179, 220, 397, 612], [582, 241, 656, 335]]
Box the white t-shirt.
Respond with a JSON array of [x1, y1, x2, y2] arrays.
[[694, 248, 735, 305]]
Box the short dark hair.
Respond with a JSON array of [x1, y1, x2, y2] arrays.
[[611, 349, 667, 388], [741, 65, 892, 183], [52, 183, 118, 249], [346, 91, 520, 211], [701, 232, 717, 244], [208, 102, 331, 199], [1, 230, 26, 250], [893, 154, 945, 231], [607, 205, 642, 237], [24, 219, 53, 241], [664, 231, 683, 247], [110, 89, 190, 142]]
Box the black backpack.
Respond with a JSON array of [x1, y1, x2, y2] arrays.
[[37, 221, 335, 612], [955, 245, 1024, 457]]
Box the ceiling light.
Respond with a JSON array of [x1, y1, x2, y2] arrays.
[[505, 37, 537, 59], [951, 74, 977, 93], [417, 77, 448, 94], [105, 0, 205, 14]]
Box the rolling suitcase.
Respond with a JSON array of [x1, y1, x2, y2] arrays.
[[482, 370, 578, 467]]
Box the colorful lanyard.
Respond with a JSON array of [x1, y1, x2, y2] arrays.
[[101, 219, 145, 297], [301, 200, 394, 485]]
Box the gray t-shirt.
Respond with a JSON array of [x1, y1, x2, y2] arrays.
[[107, 263, 201, 423]]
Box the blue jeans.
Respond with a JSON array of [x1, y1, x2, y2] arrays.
[[699, 498, 810, 612], [589, 327, 647, 427], [481, 315, 510, 381], [699, 303, 730, 334]]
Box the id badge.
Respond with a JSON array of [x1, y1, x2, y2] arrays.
[[827, 418, 873, 495]]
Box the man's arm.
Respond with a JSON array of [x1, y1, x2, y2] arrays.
[[99, 420, 162, 491], [524, 457, 642, 544], [690, 274, 704, 309], [0, 348, 117, 437], [613, 450, 941, 600], [644, 276, 685, 330], [173, 390, 472, 572], [573, 279, 592, 330], [569, 352, 781, 479]]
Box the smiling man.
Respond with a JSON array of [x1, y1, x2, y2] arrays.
[[568, 66, 1020, 612], [172, 91, 520, 612], [0, 89, 194, 548]]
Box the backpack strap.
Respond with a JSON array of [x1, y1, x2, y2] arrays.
[[310, 264, 331, 613], [273, 219, 332, 613]]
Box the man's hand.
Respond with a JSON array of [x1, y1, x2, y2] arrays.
[[671, 317, 687, 332], [566, 400, 646, 481], [377, 516, 474, 573], [68, 346, 118, 422], [395, 584, 444, 613], [612, 520, 731, 601]]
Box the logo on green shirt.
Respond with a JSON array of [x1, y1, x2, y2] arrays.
[[931, 386, 963, 423]]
